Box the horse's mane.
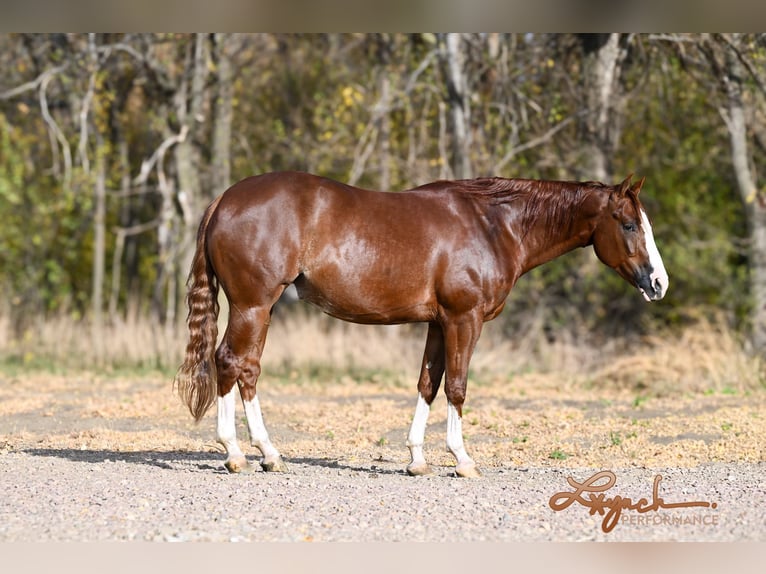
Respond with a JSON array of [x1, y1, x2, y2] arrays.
[[412, 176, 612, 238]]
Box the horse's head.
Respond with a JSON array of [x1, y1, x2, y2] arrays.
[[592, 175, 668, 301]]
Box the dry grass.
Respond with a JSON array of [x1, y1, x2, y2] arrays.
[[0, 305, 763, 396], [588, 318, 764, 395], [0, 313, 181, 372], [2, 308, 764, 469], [2, 366, 764, 469]]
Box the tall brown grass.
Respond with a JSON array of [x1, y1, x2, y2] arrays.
[[0, 312, 181, 372], [588, 317, 764, 395], [1, 304, 762, 395]]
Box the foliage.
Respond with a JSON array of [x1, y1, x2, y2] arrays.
[[0, 112, 93, 322], [0, 33, 762, 348]]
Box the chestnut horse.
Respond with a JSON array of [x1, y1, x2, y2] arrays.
[[174, 171, 668, 477]]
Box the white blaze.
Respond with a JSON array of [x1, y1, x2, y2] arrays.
[[640, 209, 669, 300]]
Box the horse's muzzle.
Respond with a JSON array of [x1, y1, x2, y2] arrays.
[[636, 268, 667, 302]]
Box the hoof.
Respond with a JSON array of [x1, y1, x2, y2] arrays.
[[406, 462, 433, 476], [224, 457, 255, 474], [455, 462, 482, 478], [261, 456, 289, 473]]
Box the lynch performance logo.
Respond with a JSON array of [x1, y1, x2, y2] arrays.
[[548, 470, 718, 533]]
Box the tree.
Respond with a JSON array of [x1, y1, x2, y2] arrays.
[[211, 33, 238, 195], [576, 33, 629, 182], [439, 33, 473, 179], [699, 34, 766, 351], [0, 33, 761, 350]]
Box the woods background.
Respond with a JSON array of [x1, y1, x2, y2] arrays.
[[1, 33, 765, 375]]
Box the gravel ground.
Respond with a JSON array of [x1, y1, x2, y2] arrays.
[[1, 449, 763, 542], [1, 372, 764, 542]]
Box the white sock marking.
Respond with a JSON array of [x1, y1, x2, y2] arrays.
[[216, 386, 244, 459], [406, 393, 431, 467], [446, 401, 474, 466], [241, 394, 281, 460], [640, 209, 669, 300]]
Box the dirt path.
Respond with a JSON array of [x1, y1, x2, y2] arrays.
[[1, 371, 764, 541]]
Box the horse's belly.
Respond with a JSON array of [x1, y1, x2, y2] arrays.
[[293, 273, 435, 324]]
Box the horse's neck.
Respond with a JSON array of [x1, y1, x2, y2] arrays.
[[515, 186, 607, 275]]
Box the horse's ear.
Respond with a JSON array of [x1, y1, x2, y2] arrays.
[[616, 174, 633, 197], [630, 176, 646, 196]]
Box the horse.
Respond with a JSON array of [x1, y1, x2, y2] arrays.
[[174, 170, 668, 477]]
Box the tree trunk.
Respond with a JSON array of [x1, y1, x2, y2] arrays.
[[720, 42, 766, 352], [578, 33, 624, 182], [152, 139, 176, 323], [378, 72, 391, 190], [212, 33, 235, 196], [91, 131, 106, 362], [172, 33, 209, 328], [748, 207, 766, 353], [440, 33, 472, 179], [109, 137, 130, 322]]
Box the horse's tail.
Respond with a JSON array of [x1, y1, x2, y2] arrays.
[[173, 194, 224, 421]]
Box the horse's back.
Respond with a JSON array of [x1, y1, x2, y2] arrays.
[[209, 170, 468, 252], [212, 171, 393, 228], [205, 171, 496, 323]]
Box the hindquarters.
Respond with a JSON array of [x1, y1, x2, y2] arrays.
[[174, 174, 310, 421], [204, 173, 311, 311]]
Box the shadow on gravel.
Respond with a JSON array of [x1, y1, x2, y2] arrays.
[[20, 448, 410, 477], [288, 456, 408, 476], [21, 448, 226, 473]]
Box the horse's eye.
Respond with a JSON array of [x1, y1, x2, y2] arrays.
[[623, 222, 637, 233]]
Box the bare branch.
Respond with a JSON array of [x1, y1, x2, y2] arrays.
[[348, 71, 394, 186], [347, 123, 379, 186], [38, 68, 72, 189], [404, 48, 437, 95], [646, 33, 698, 44], [0, 64, 67, 101], [716, 34, 766, 99], [113, 219, 160, 237], [98, 35, 176, 95], [493, 114, 577, 173], [96, 42, 144, 63], [133, 125, 190, 187]]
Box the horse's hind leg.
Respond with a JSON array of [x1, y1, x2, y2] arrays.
[[215, 360, 251, 473], [216, 384, 251, 473], [240, 380, 287, 472], [406, 322, 445, 476], [215, 304, 286, 473]]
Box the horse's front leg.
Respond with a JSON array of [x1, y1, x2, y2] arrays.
[[442, 312, 483, 478], [406, 322, 445, 476]]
